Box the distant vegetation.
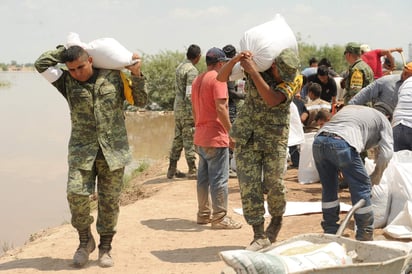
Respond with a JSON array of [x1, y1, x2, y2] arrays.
[[0, 60, 34, 71], [4, 41, 404, 110]]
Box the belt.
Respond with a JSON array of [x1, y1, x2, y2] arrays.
[[318, 132, 343, 139]]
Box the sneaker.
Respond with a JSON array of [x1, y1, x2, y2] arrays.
[[98, 249, 114, 268], [197, 216, 211, 225], [245, 238, 271, 251], [73, 235, 96, 267], [211, 216, 242, 229]]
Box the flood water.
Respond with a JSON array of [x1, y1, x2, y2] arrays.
[[0, 72, 174, 253]]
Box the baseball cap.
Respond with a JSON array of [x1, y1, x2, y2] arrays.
[[206, 47, 230, 65], [404, 62, 412, 73], [275, 48, 300, 82], [344, 42, 361, 55], [360, 44, 371, 53]]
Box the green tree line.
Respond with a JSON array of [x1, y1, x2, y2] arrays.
[[142, 42, 357, 111]]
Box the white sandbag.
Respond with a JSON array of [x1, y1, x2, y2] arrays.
[[298, 132, 319, 184], [220, 242, 352, 274], [334, 76, 346, 101], [278, 242, 352, 273], [288, 102, 305, 147], [239, 14, 298, 72], [365, 157, 392, 228], [229, 63, 245, 81], [384, 201, 412, 239], [387, 150, 412, 224], [66, 32, 137, 70]]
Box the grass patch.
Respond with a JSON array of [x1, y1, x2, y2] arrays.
[[123, 161, 150, 188]]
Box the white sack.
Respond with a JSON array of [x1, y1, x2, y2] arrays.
[[298, 132, 319, 184], [387, 150, 412, 225], [384, 201, 412, 239], [66, 32, 137, 70], [365, 157, 391, 228], [239, 14, 297, 72], [229, 14, 297, 81], [288, 102, 305, 147]]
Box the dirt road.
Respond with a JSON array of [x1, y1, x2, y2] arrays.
[[0, 159, 381, 274]]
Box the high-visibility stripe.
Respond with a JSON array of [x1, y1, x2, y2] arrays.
[[322, 200, 339, 209], [355, 205, 373, 215], [41, 66, 63, 83]]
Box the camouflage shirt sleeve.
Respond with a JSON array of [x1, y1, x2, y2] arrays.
[[129, 74, 148, 107]]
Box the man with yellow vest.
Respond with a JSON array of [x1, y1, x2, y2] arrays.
[[343, 42, 374, 104]]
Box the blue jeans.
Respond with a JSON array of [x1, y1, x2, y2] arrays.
[[196, 146, 229, 222], [393, 124, 412, 152], [312, 135, 373, 240]]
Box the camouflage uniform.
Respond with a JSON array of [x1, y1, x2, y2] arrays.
[[34, 46, 147, 236], [232, 49, 300, 247], [169, 60, 198, 166]]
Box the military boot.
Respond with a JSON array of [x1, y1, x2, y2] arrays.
[[98, 235, 114, 268], [187, 161, 197, 180], [265, 216, 283, 243], [167, 160, 178, 179], [246, 223, 271, 251], [73, 227, 96, 268]]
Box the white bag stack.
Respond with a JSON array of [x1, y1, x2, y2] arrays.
[[298, 132, 319, 184], [230, 14, 297, 81], [66, 32, 137, 70]]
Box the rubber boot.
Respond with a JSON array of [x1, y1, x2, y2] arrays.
[[167, 160, 177, 179], [265, 216, 283, 243], [73, 227, 96, 268], [187, 161, 197, 180], [98, 235, 114, 268]]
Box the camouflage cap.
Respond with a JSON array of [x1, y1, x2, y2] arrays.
[[275, 48, 300, 82], [344, 42, 361, 55]]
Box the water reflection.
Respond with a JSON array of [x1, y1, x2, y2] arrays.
[[0, 72, 174, 253], [125, 111, 174, 163]]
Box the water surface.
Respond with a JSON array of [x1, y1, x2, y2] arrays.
[[0, 72, 174, 252]]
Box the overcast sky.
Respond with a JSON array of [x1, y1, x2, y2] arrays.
[[2, 0, 411, 64]]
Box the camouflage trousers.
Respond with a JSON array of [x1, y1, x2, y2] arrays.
[[67, 150, 124, 236], [169, 116, 196, 164], [236, 142, 287, 226]]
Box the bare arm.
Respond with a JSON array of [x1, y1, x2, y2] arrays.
[[380, 48, 403, 70], [215, 98, 231, 132], [217, 52, 247, 82]]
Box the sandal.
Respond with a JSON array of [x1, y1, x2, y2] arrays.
[[211, 216, 242, 229]]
